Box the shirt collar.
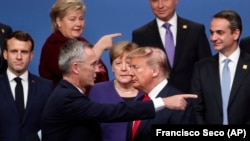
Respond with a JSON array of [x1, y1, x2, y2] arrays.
[[7, 69, 28, 82], [156, 12, 177, 29], [148, 79, 168, 99], [219, 47, 240, 64]]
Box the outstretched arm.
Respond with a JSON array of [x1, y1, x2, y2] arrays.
[[93, 33, 122, 59]]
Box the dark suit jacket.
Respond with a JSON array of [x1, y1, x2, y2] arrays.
[[132, 17, 212, 92], [0, 72, 53, 141], [240, 36, 250, 54], [126, 84, 195, 141], [0, 23, 12, 74], [41, 80, 155, 141], [191, 52, 250, 124]]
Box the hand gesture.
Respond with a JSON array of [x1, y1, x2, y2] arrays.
[[162, 94, 197, 110], [93, 33, 122, 59]]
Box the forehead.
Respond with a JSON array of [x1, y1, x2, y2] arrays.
[[210, 18, 230, 30], [115, 52, 129, 59], [84, 47, 96, 61], [129, 57, 147, 65], [7, 38, 32, 50], [65, 9, 83, 17]]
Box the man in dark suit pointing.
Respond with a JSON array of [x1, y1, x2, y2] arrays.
[[41, 39, 197, 141]]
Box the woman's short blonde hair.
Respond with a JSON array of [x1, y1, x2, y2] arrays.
[[50, 0, 86, 32], [109, 41, 139, 65]]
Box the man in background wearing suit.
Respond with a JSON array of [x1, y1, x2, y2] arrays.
[[191, 10, 250, 124], [0, 22, 12, 74], [240, 36, 250, 53], [132, 0, 212, 93], [41, 39, 197, 141], [126, 47, 194, 141], [0, 31, 53, 141]]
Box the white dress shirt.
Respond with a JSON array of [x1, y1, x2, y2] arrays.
[[157, 12, 177, 47], [7, 69, 29, 108], [219, 47, 240, 89]]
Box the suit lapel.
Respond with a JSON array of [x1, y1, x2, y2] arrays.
[[1, 74, 20, 119], [136, 85, 169, 136], [22, 73, 36, 124], [229, 52, 250, 106], [210, 56, 223, 112], [174, 17, 188, 68], [150, 20, 165, 49]]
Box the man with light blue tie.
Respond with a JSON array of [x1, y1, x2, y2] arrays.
[[191, 10, 250, 124]]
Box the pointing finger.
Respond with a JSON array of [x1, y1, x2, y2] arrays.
[[180, 94, 198, 99], [108, 33, 122, 38]]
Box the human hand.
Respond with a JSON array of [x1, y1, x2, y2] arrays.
[[95, 33, 122, 50], [162, 94, 197, 110]]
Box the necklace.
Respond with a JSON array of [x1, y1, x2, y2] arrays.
[[114, 80, 136, 94], [115, 86, 135, 93]]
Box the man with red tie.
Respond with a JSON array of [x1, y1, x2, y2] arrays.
[[126, 47, 195, 141]]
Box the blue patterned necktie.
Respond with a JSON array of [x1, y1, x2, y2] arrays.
[[163, 23, 175, 67], [221, 58, 231, 125]]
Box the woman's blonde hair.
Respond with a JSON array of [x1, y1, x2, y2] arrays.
[[50, 0, 86, 32]]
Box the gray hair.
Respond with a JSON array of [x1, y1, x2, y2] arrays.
[[58, 39, 91, 74]]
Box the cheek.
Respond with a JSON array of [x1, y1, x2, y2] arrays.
[[134, 73, 143, 81]]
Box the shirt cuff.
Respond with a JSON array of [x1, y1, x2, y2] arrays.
[[152, 97, 165, 112]]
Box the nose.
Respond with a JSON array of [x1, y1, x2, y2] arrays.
[[16, 51, 22, 59], [76, 19, 83, 26], [121, 62, 128, 71], [128, 67, 134, 76], [94, 63, 100, 73], [158, 0, 164, 8], [210, 31, 218, 42]]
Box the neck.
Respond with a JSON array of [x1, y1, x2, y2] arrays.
[[114, 80, 136, 94]]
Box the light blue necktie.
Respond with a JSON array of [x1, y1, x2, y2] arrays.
[[163, 23, 175, 67], [221, 58, 231, 125]]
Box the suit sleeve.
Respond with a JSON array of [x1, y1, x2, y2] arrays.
[[197, 25, 212, 60], [190, 62, 205, 124], [63, 93, 155, 123]]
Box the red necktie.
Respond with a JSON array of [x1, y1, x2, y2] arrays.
[[132, 94, 150, 140]]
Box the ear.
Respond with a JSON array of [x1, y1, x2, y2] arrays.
[[233, 29, 240, 41], [30, 51, 34, 60], [3, 50, 7, 60], [152, 67, 159, 77], [111, 63, 115, 73], [72, 63, 80, 74], [56, 17, 62, 27]]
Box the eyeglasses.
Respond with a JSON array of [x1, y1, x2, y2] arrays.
[[76, 61, 98, 69]]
